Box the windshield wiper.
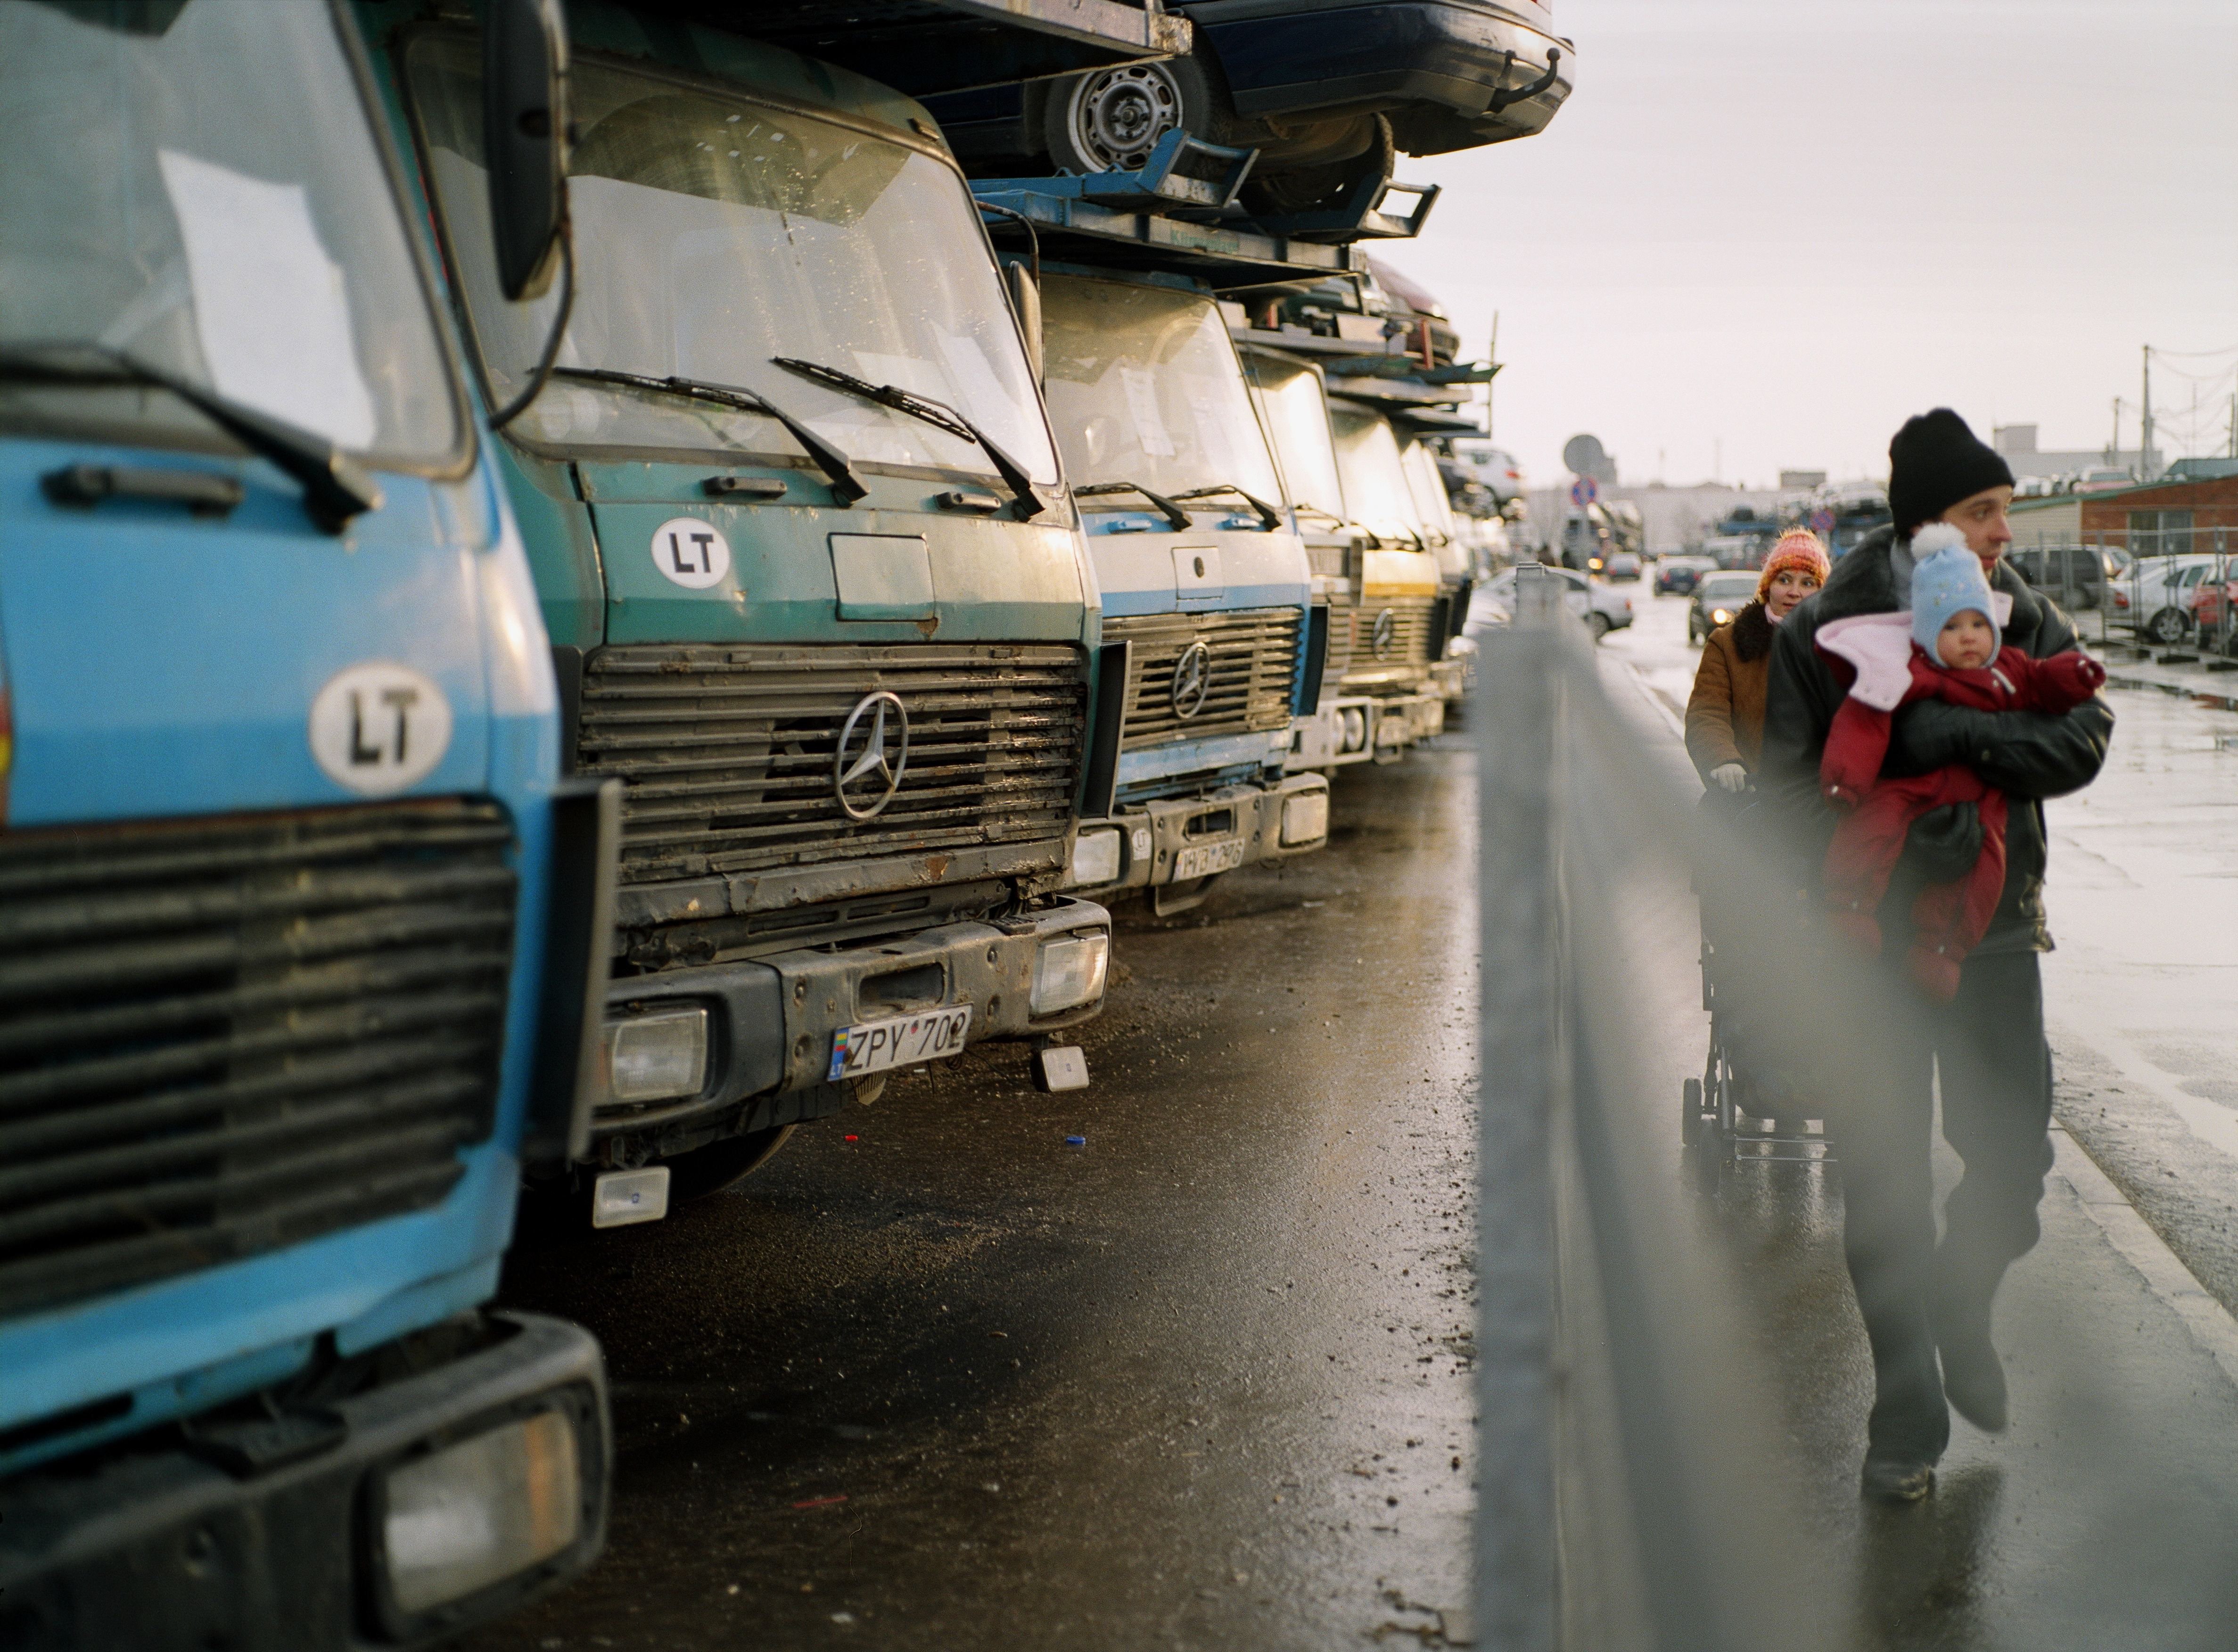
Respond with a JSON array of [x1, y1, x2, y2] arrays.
[[771, 357, 1043, 518], [1172, 483, 1282, 532], [0, 342, 382, 534], [1072, 481, 1192, 533], [551, 367, 865, 505]]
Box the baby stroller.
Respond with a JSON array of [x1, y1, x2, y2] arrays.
[[1682, 788, 1834, 1184]]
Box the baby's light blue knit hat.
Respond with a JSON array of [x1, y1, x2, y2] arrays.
[[1910, 527, 1996, 655]]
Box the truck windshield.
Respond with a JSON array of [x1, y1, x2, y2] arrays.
[[0, 0, 461, 464], [1244, 353, 1345, 522], [407, 38, 1055, 485], [1399, 438, 1459, 548], [1041, 275, 1280, 507], [1330, 407, 1422, 546]]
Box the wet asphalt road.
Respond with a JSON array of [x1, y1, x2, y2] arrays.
[[466, 584, 2238, 1651], [464, 750, 1482, 1651]]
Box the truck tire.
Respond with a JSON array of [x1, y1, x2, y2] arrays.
[[664, 1126, 796, 1203]]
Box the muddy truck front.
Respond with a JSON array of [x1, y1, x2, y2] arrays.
[[359, 0, 1170, 1218]]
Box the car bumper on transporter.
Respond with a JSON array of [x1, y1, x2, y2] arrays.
[[1064, 772, 1330, 896], [0, 1313, 608, 1652], [592, 898, 1112, 1160]]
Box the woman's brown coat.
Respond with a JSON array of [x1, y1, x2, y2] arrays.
[[1685, 600, 1774, 781]]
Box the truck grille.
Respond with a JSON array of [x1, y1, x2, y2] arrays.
[[1321, 595, 1357, 685], [1347, 595, 1439, 672], [579, 643, 1088, 886], [1105, 608, 1301, 750], [0, 801, 515, 1321]]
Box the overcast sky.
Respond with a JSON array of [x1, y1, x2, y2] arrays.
[[1376, 0, 2238, 491]]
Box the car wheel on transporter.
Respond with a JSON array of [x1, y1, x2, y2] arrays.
[[1588, 611, 1613, 641], [1238, 116, 1395, 217], [2146, 606, 2189, 645], [1044, 53, 1225, 174], [663, 1125, 798, 1203]]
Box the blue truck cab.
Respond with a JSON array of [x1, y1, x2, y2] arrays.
[[0, 1, 617, 1645], [353, 0, 1193, 1214]]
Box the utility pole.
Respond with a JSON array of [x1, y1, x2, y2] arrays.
[[2228, 393, 2236, 460], [1483, 311, 1498, 438], [2141, 344, 2154, 480], [2109, 397, 2122, 464]]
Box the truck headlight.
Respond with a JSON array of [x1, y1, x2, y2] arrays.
[[1030, 931, 1110, 1015], [382, 1410, 583, 1615], [603, 1005, 708, 1104], [1281, 790, 1329, 847], [1069, 826, 1122, 888]]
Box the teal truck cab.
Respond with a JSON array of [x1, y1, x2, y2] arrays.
[[971, 141, 1334, 913], [359, 0, 1175, 1214], [0, 2, 617, 1644]]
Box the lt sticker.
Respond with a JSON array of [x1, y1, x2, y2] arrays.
[[309, 662, 452, 795], [650, 517, 732, 589]]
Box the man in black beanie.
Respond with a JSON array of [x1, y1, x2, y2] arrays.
[[1757, 408, 2114, 1502]]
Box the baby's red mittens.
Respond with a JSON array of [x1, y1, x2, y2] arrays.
[[2041, 651, 2107, 706]]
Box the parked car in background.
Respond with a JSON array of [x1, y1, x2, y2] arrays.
[[1689, 571, 1762, 645], [1605, 551, 1642, 582], [2008, 545, 2106, 610], [2015, 475, 2057, 499], [1656, 554, 1716, 596], [1446, 437, 1526, 505], [2073, 467, 2137, 495], [1477, 564, 1632, 641], [2185, 574, 2237, 652], [2110, 556, 2219, 644]]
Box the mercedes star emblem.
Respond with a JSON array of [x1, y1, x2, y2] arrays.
[[1371, 608, 1398, 659], [834, 690, 909, 820], [1169, 641, 1212, 720]]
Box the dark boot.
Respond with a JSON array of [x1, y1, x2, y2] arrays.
[[1931, 1280, 2008, 1433]]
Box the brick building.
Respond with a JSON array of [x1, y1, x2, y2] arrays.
[[2079, 476, 2238, 556]]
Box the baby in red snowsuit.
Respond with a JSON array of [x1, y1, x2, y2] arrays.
[[1815, 529, 2105, 1001]]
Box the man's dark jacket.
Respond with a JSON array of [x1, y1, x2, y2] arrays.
[[1759, 525, 2115, 953]]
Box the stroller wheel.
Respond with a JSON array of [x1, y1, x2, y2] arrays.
[[1681, 1077, 1704, 1145]]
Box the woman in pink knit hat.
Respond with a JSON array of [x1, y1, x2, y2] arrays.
[[1685, 529, 1832, 791]]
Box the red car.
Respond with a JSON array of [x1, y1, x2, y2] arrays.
[[2187, 575, 2237, 648]]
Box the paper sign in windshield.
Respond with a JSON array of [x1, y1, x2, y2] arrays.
[[158, 149, 378, 450], [1120, 367, 1175, 459]]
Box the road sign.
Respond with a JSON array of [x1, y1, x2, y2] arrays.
[[1809, 509, 1834, 534], [1561, 433, 1607, 477], [1570, 476, 1599, 508]]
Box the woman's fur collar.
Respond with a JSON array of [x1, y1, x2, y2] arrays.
[[1731, 599, 1774, 661]]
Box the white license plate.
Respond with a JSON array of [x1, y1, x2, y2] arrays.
[[827, 1004, 973, 1082], [1172, 837, 1247, 880]]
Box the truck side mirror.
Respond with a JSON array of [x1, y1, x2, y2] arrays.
[[1003, 259, 1043, 387], [483, 0, 570, 302]]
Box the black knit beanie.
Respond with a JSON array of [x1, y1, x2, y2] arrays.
[[1887, 409, 2014, 534]]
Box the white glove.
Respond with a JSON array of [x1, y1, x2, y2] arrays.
[[1710, 763, 1750, 794]]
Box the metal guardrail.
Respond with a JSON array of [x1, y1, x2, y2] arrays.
[[1474, 566, 1846, 1650]]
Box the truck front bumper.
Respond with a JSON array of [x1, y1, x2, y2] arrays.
[[592, 898, 1112, 1156], [1065, 772, 1330, 897], [1290, 693, 1443, 767], [0, 1313, 607, 1652]]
